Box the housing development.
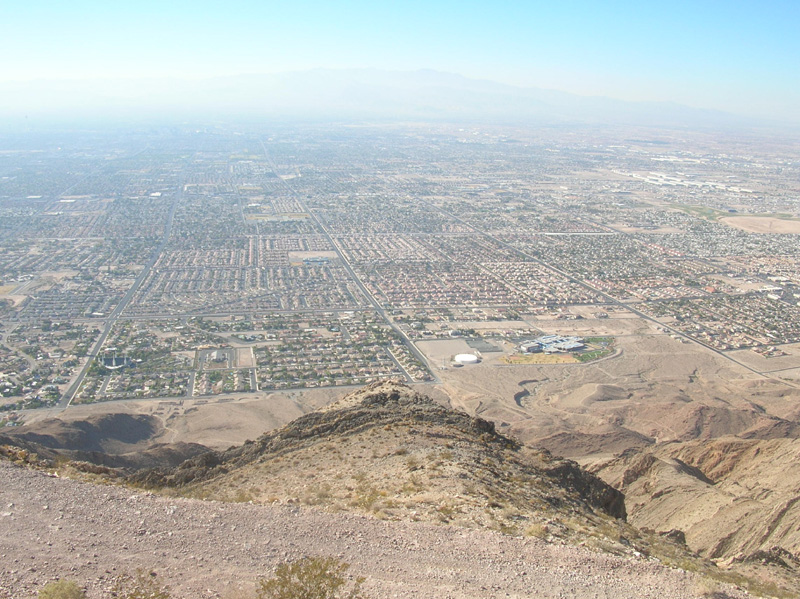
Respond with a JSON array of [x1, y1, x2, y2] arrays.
[[1, 123, 799, 416]]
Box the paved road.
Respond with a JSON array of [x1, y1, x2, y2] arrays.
[[59, 188, 182, 408], [418, 199, 797, 384], [259, 139, 440, 384], [250, 368, 259, 392]]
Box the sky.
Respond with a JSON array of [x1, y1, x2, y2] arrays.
[[2, 0, 799, 121]]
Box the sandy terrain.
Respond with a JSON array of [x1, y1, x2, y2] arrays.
[[435, 333, 798, 451], [416, 339, 475, 363], [0, 461, 748, 599], [727, 343, 800, 373], [721, 215, 800, 233], [21, 388, 344, 451], [235, 347, 256, 368], [524, 314, 658, 337], [766, 367, 800, 381]]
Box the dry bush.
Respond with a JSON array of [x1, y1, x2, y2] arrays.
[[110, 569, 171, 599], [525, 522, 549, 539], [256, 557, 368, 599], [38, 581, 85, 599]]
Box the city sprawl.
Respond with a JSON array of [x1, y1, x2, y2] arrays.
[[1, 124, 799, 416]]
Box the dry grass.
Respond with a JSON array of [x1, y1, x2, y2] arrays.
[[501, 353, 577, 365]]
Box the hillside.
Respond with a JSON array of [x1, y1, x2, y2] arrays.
[[126, 379, 800, 593], [0, 413, 209, 470], [593, 436, 800, 569], [0, 379, 762, 598], [0, 459, 752, 599], [131, 380, 637, 546]]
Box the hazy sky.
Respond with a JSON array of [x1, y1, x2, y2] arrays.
[[3, 0, 799, 121]]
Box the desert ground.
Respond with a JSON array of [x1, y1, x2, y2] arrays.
[[728, 342, 800, 376], [21, 388, 343, 451], [720, 215, 800, 233], [431, 331, 799, 452]]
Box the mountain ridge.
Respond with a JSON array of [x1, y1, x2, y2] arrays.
[[130, 380, 628, 529], [0, 68, 763, 128]]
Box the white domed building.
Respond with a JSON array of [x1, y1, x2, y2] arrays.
[[453, 353, 480, 365]]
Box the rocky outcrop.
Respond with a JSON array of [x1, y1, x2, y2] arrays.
[[593, 434, 800, 579], [131, 380, 626, 523]]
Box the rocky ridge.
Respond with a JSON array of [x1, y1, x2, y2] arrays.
[[130, 380, 634, 543], [592, 436, 800, 592]]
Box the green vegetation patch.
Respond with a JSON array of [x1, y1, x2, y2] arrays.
[[674, 204, 728, 221], [576, 337, 616, 363]]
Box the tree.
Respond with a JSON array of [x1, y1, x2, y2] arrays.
[[256, 557, 368, 599]]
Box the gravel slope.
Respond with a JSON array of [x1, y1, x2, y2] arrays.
[[0, 462, 748, 599]]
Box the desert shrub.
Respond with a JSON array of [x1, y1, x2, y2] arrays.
[[38, 581, 85, 599], [525, 522, 549, 539], [256, 557, 368, 599], [695, 577, 721, 598], [110, 569, 171, 599]]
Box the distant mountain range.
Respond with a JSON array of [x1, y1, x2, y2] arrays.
[[0, 68, 761, 128]]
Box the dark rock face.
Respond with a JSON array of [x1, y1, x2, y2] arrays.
[[660, 529, 687, 545], [2, 413, 161, 453], [542, 458, 626, 520], [0, 412, 210, 471]]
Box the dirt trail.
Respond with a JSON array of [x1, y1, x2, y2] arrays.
[[0, 462, 748, 599]]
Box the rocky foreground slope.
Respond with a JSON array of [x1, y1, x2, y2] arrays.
[[0, 459, 752, 599]]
